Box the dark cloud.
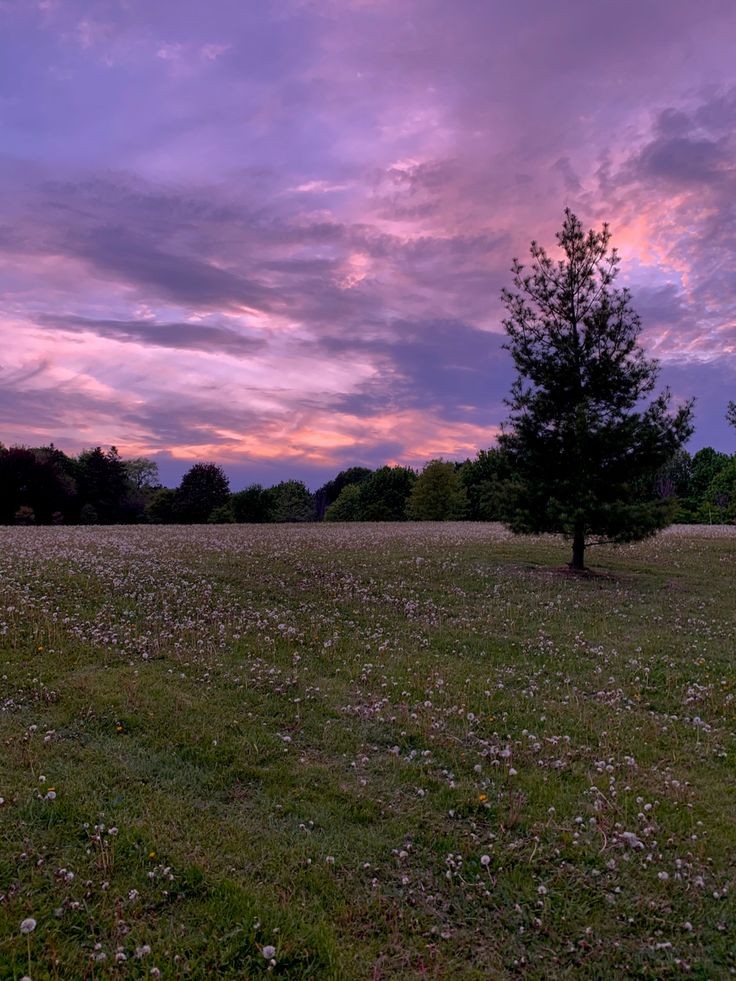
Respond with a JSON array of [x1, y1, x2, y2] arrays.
[[632, 284, 691, 332], [67, 226, 274, 312], [117, 400, 266, 451], [39, 314, 266, 358], [306, 319, 511, 423], [612, 88, 736, 198], [635, 136, 730, 185]]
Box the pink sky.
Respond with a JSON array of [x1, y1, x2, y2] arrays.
[[1, 0, 735, 486]]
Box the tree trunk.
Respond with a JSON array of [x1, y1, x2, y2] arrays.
[[571, 520, 585, 570]]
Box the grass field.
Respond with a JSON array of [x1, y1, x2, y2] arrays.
[[0, 523, 734, 979]]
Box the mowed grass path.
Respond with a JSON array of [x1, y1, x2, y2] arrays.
[[0, 524, 734, 979]]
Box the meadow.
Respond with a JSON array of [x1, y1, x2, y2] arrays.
[[0, 523, 734, 979]]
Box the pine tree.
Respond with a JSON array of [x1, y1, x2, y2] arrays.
[[499, 210, 694, 570]]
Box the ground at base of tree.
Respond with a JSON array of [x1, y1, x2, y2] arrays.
[[0, 523, 734, 979], [553, 563, 620, 580]]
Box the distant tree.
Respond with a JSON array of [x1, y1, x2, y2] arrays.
[[175, 463, 230, 523], [39, 445, 79, 519], [687, 448, 730, 517], [728, 401, 736, 431], [123, 457, 160, 489], [146, 487, 178, 524], [357, 466, 416, 521], [407, 459, 468, 520], [208, 503, 235, 523], [14, 505, 35, 525], [268, 480, 314, 522], [76, 446, 132, 523], [654, 449, 691, 500], [120, 457, 160, 522], [499, 209, 694, 569], [324, 483, 362, 521], [315, 467, 372, 519], [699, 459, 736, 524], [79, 503, 99, 525], [460, 448, 511, 520], [0, 445, 76, 524], [231, 484, 272, 523], [652, 449, 692, 522]]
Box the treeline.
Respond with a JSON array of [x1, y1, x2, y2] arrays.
[[1, 442, 734, 526]]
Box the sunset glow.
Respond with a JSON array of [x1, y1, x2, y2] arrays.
[[1, 0, 735, 486]]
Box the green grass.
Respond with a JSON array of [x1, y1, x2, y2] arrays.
[[0, 523, 734, 979]]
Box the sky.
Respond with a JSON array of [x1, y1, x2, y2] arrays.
[[1, 0, 735, 489]]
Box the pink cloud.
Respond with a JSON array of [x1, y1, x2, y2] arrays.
[[1, 0, 735, 469]]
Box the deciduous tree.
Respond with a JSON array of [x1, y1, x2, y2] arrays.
[[460, 448, 511, 520], [231, 484, 271, 523], [357, 466, 416, 521], [315, 467, 372, 519], [268, 480, 314, 523], [324, 483, 362, 522], [76, 446, 131, 523], [175, 463, 230, 523], [407, 459, 467, 520]]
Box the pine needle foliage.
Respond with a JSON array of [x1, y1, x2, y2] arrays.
[[499, 210, 694, 569]]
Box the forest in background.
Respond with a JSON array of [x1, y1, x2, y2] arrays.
[[0, 441, 734, 527]]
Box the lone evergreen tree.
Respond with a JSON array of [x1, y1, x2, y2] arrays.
[[727, 401, 736, 431], [499, 210, 694, 570]]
